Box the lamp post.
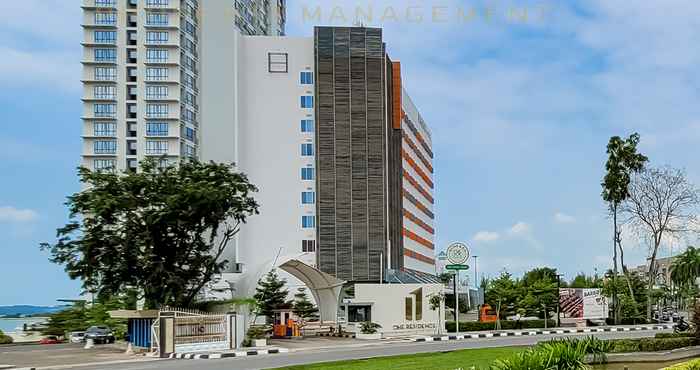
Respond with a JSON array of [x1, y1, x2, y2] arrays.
[[472, 255, 479, 288], [555, 273, 562, 327]]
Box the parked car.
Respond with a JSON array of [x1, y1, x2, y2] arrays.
[[69, 331, 86, 343], [85, 326, 115, 344], [39, 336, 62, 345]]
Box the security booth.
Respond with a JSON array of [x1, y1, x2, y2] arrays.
[[272, 309, 301, 338], [341, 282, 445, 336]]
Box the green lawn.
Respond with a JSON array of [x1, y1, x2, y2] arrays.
[[268, 346, 525, 370]]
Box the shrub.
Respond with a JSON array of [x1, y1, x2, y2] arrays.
[[638, 337, 697, 352], [359, 321, 381, 334], [492, 339, 589, 370], [446, 319, 556, 332], [0, 330, 13, 345], [242, 325, 268, 347], [656, 332, 695, 339], [664, 358, 700, 370]]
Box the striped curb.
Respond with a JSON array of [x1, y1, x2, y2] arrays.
[[168, 347, 289, 360], [413, 325, 674, 342], [318, 333, 355, 338]]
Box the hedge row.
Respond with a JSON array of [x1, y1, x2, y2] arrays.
[[607, 337, 698, 353], [655, 332, 696, 339], [446, 320, 557, 332], [605, 317, 649, 325]]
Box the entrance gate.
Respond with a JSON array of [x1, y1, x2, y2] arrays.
[[153, 306, 237, 354]]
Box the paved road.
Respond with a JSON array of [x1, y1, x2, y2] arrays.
[[64, 329, 669, 370]]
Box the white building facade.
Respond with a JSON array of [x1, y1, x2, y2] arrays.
[[80, 0, 286, 172]]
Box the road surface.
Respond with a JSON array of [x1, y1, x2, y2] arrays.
[[62, 329, 668, 370]]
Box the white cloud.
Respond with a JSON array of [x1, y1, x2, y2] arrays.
[[0, 206, 38, 223], [472, 231, 500, 242], [508, 221, 531, 235], [554, 212, 576, 224]]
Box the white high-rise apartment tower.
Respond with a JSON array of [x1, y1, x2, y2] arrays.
[[80, 0, 286, 172]]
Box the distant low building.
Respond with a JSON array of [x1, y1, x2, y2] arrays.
[[631, 255, 677, 287]]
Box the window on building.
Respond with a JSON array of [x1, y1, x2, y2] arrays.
[[183, 91, 195, 106], [94, 85, 115, 99], [146, 122, 168, 136], [185, 127, 196, 141], [94, 48, 116, 62], [300, 71, 313, 84], [146, 49, 169, 63], [95, 0, 116, 6], [300, 96, 313, 108], [347, 305, 372, 323], [301, 143, 313, 156], [181, 72, 196, 90], [95, 12, 116, 25], [145, 140, 168, 154], [94, 140, 116, 154], [301, 215, 315, 228], [94, 103, 116, 117], [268, 52, 288, 73], [95, 67, 116, 81], [145, 85, 168, 99], [94, 122, 116, 137], [94, 30, 116, 43], [146, 104, 168, 118], [146, 0, 169, 6], [301, 167, 314, 180], [146, 31, 169, 44], [182, 144, 196, 158], [301, 191, 315, 204], [146, 13, 169, 25], [181, 108, 196, 124], [302, 240, 316, 252], [93, 159, 115, 172], [146, 67, 168, 81], [184, 20, 196, 37], [301, 119, 314, 133]]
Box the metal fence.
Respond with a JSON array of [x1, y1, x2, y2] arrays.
[[152, 306, 230, 353]]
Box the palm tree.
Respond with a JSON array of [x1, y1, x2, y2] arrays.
[[671, 247, 700, 288]]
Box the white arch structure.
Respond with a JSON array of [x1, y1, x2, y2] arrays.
[[277, 259, 346, 323]]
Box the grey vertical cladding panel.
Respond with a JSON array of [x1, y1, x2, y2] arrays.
[[365, 30, 385, 281], [350, 28, 369, 280], [315, 27, 336, 276], [333, 28, 353, 281], [315, 27, 387, 282]]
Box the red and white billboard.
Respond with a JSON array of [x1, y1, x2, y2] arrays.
[[559, 288, 609, 319]]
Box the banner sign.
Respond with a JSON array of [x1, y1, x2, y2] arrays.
[[559, 288, 609, 319]]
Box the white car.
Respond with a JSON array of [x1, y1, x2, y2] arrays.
[[69, 331, 86, 343]]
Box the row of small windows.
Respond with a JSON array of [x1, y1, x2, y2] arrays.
[[301, 143, 313, 156], [146, 31, 169, 44], [146, 140, 168, 154], [94, 122, 115, 137], [94, 159, 115, 172], [301, 167, 314, 180], [146, 85, 168, 99], [146, 67, 168, 80], [300, 96, 313, 108], [94, 85, 115, 99], [146, 13, 169, 26], [146, 122, 169, 136], [301, 191, 315, 204], [147, 49, 168, 62], [94, 140, 116, 154], [95, 0, 116, 6], [301, 119, 313, 133], [94, 31, 116, 44], [95, 12, 116, 25], [146, 104, 168, 117], [302, 215, 315, 228], [94, 103, 116, 117], [95, 48, 116, 62], [146, 0, 169, 6], [95, 67, 116, 80]]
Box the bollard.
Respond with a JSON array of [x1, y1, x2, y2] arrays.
[[125, 342, 134, 354], [84, 338, 94, 349]]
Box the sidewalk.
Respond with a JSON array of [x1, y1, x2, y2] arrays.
[[413, 324, 674, 342]]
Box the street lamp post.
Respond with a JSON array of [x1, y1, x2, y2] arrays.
[[555, 273, 562, 327], [472, 255, 479, 288]]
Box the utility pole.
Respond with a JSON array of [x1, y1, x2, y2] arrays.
[[454, 271, 459, 333], [472, 255, 478, 288], [555, 273, 562, 327]]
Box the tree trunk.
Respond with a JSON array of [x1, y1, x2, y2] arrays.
[[617, 235, 637, 314], [647, 235, 661, 321], [612, 204, 619, 324]]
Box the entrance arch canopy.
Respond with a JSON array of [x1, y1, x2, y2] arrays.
[[278, 259, 345, 323]]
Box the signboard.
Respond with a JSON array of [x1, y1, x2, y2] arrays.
[[559, 288, 609, 320], [446, 242, 470, 265], [446, 264, 469, 270]]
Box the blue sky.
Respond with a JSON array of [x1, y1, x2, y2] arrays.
[[2, 1, 700, 305]]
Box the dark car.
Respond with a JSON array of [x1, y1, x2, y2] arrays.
[[85, 326, 115, 344]]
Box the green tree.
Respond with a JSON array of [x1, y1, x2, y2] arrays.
[[253, 270, 291, 323], [601, 132, 648, 324], [41, 159, 259, 308], [671, 246, 700, 290], [292, 288, 318, 323], [485, 271, 519, 319], [569, 273, 603, 289], [42, 299, 128, 339]]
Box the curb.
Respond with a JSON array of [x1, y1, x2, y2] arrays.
[[318, 333, 355, 338], [168, 347, 289, 360], [413, 324, 674, 342]]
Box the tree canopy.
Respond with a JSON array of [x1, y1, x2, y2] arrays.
[[41, 159, 259, 308], [253, 270, 292, 323]]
